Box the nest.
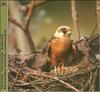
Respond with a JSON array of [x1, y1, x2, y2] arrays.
[[8, 34, 100, 92]]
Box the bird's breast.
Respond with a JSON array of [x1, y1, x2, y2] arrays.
[[50, 37, 72, 56]]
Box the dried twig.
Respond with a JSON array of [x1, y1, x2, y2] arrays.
[[81, 77, 91, 91], [11, 68, 22, 88], [91, 69, 98, 91], [29, 0, 46, 8], [90, 24, 97, 39]]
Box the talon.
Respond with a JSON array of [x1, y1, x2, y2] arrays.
[[22, 73, 29, 82], [61, 63, 65, 74]]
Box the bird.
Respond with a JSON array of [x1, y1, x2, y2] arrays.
[[45, 26, 78, 75]]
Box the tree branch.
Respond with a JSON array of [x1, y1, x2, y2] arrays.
[[8, 17, 24, 31], [24, 0, 35, 28], [8, 17, 35, 52], [71, 0, 81, 40]]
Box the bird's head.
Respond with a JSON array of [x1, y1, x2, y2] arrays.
[[54, 26, 71, 38]]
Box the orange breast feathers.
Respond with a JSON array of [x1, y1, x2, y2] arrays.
[[49, 36, 72, 66]]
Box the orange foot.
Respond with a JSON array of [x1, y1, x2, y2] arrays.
[[60, 63, 65, 74]]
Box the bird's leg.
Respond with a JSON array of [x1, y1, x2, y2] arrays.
[[22, 73, 29, 82], [57, 66, 61, 74], [54, 66, 58, 76], [61, 62, 65, 74], [57, 59, 65, 74], [51, 56, 58, 76]]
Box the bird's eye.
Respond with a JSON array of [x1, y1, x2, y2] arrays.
[[61, 28, 67, 33]]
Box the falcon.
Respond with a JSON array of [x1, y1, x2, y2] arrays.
[[43, 26, 78, 75]]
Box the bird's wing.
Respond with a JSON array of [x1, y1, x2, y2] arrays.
[[72, 42, 78, 55], [42, 36, 55, 55]]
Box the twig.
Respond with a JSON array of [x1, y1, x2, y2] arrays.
[[19, 1, 47, 17], [11, 68, 22, 88], [46, 83, 62, 90], [89, 69, 98, 92], [15, 80, 42, 92], [90, 24, 97, 39], [58, 79, 80, 92], [81, 78, 91, 91], [89, 72, 92, 92], [91, 69, 98, 91], [29, 0, 46, 9], [31, 82, 42, 92]]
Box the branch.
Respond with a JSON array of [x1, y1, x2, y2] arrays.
[[22, 0, 48, 52], [91, 69, 98, 91], [32, 0, 46, 8], [71, 0, 81, 40], [19, 1, 47, 18], [8, 17, 35, 52], [8, 17, 24, 31], [24, 0, 35, 28], [24, 0, 46, 28], [90, 24, 97, 39], [26, 0, 46, 10]]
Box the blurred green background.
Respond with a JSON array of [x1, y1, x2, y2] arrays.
[[23, 0, 98, 49]]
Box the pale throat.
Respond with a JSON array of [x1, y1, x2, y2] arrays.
[[54, 31, 64, 38]]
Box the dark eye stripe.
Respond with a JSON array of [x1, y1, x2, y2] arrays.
[[61, 28, 67, 33]]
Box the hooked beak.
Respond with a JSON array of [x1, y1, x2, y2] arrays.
[[66, 31, 71, 37]]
